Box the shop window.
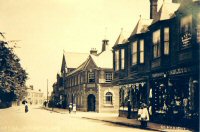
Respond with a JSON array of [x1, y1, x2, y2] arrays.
[[197, 13, 200, 43], [197, 25, 200, 43], [139, 40, 144, 63], [164, 27, 170, 55], [153, 29, 161, 58], [88, 72, 95, 83], [119, 88, 125, 107], [105, 92, 113, 104], [132, 41, 137, 65], [114, 50, 119, 71], [105, 72, 112, 82], [180, 15, 192, 48], [121, 49, 125, 69]]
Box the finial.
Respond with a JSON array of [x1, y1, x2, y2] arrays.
[[120, 28, 123, 34], [139, 15, 142, 19], [104, 27, 107, 40]]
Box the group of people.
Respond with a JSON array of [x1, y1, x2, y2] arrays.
[[68, 103, 76, 114]]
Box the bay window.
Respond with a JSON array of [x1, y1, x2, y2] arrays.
[[139, 40, 144, 63], [132, 41, 137, 65], [153, 29, 161, 58], [164, 27, 170, 55], [121, 49, 125, 69], [115, 50, 119, 71]]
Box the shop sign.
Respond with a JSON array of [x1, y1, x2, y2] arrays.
[[181, 32, 192, 48], [169, 67, 191, 75], [152, 72, 165, 78]]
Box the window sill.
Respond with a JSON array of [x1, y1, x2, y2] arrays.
[[103, 104, 114, 107]]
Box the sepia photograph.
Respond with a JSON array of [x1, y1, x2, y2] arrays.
[[0, 0, 199, 132]]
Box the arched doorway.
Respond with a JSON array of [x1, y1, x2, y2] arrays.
[[87, 94, 96, 112]]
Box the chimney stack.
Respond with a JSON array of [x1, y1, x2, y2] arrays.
[[149, 0, 158, 19], [101, 39, 109, 52], [90, 48, 98, 55]]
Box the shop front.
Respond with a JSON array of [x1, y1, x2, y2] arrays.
[[119, 78, 149, 118], [150, 65, 199, 127]]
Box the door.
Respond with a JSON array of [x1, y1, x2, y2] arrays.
[[87, 94, 96, 112]]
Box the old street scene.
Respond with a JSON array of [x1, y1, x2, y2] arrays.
[[0, 0, 199, 132]]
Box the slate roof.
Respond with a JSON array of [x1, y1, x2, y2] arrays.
[[114, 30, 128, 46], [64, 52, 89, 69], [130, 18, 153, 36], [153, 0, 180, 23], [91, 49, 113, 69], [67, 48, 113, 76]]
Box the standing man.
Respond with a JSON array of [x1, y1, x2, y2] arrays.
[[127, 100, 131, 119], [69, 103, 72, 114]]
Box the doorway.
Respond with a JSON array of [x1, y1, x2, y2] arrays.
[[87, 94, 96, 112]]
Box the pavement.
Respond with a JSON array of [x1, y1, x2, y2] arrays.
[[43, 107, 193, 132]]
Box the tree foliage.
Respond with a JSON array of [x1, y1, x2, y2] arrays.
[[0, 40, 28, 102]]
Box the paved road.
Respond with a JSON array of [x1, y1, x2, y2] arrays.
[[0, 106, 155, 132]]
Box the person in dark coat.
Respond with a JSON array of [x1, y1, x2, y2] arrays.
[[25, 102, 28, 113], [127, 100, 131, 119]]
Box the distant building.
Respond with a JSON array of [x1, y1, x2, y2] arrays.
[[26, 87, 45, 105]]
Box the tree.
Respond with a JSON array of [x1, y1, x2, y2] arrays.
[[0, 39, 28, 104]]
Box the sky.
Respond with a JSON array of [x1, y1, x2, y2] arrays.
[[0, 0, 163, 94]]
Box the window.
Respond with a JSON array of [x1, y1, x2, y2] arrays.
[[115, 50, 119, 71], [121, 49, 125, 69], [164, 27, 170, 55], [105, 92, 113, 104], [132, 41, 137, 65], [197, 13, 200, 43], [181, 15, 192, 33], [153, 29, 161, 58], [105, 72, 112, 82], [180, 15, 192, 47], [197, 25, 200, 43], [139, 40, 144, 63], [88, 72, 95, 83]]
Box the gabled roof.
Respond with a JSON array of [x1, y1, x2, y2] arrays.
[[67, 48, 113, 76], [114, 30, 128, 46], [91, 49, 113, 69], [63, 52, 89, 69], [130, 18, 153, 36], [153, 0, 180, 23]]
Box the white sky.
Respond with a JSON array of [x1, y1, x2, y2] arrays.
[[0, 0, 163, 93]]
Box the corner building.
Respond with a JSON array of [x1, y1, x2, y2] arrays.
[[61, 40, 119, 113]]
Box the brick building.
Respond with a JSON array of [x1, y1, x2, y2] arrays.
[[53, 39, 119, 113]]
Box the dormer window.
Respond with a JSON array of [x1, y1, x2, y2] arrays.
[[164, 27, 170, 55], [121, 49, 125, 69], [132, 41, 137, 65], [139, 40, 144, 63], [153, 29, 161, 58]]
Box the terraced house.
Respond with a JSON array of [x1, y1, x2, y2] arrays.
[[113, 0, 199, 128]]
